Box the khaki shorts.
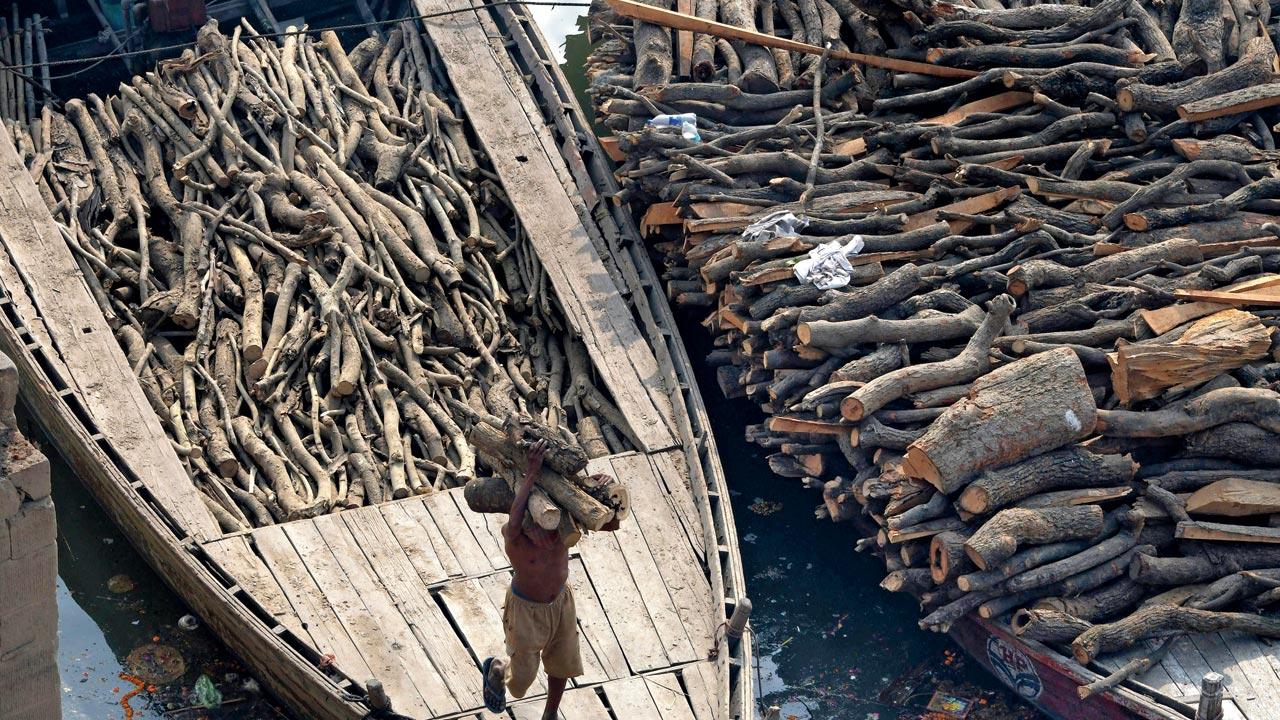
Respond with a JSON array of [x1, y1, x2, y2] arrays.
[[503, 585, 584, 698]]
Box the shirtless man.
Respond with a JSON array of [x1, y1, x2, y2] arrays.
[[482, 439, 582, 718]]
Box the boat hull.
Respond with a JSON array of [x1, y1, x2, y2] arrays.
[[950, 616, 1184, 720]]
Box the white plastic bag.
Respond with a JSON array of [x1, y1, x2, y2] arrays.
[[741, 211, 809, 243], [646, 113, 701, 141], [794, 236, 866, 290]]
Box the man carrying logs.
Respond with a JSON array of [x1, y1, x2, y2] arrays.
[[481, 439, 583, 718]]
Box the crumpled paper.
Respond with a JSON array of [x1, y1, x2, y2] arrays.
[[742, 210, 809, 243], [794, 236, 867, 290]]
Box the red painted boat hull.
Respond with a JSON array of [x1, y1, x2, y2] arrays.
[[948, 616, 1185, 720]]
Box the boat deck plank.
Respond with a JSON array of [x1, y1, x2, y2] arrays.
[[299, 516, 442, 717], [608, 452, 716, 654], [561, 557, 630, 684], [379, 500, 458, 584], [334, 508, 484, 710], [197, 454, 720, 718], [650, 449, 707, 564], [253, 525, 376, 685], [414, 0, 677, 454], [681, 662, 727, 720], [585, 455, 698, 666]]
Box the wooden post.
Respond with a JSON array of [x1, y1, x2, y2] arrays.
[[366, 679, 392, 712], [1196, 672, 1223, 720]]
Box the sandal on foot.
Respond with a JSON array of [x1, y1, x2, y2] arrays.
[[481, 656, 506, 712]]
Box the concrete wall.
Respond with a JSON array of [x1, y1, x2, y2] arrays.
[[0, 352, 59, 720]]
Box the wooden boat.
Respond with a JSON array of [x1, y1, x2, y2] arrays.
[[0, 3, 751, 719]]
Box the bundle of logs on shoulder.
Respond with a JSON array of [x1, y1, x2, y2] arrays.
[[14, 18, 639, 533], [463, 417, 630, 546], [588, 0, 1280, 693]]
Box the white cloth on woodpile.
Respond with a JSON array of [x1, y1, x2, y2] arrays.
[[741, 210, 809, 243], [794, 236, 866, 290]]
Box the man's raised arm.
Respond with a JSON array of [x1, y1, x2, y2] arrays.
[[504, 439, 547, 541]]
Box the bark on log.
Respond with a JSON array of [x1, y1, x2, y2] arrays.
[[959, 446, 1137, 514], [903, 347, 1097, 494], [1116, 36, 1277, 115], [1010, 608, 1093, 644], [1096, 387, 1280, 437], [964, 505, 1106, 571], [468, 422, 615, 530], [840, 294, 1014, 422], [1074, 605, 1280, 663]]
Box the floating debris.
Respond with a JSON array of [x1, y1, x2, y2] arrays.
[[177, 614, 200, 632], [125, 643, 186, 685], [749, 498, 783, 516], [106, 575, 136, 594]]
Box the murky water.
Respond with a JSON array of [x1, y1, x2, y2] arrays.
[[39, 9, 1042, 720]]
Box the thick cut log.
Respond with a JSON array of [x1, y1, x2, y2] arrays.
[[798, 305, 983, 349], [959, 446, 1135, 515], [1010, 608, 1093, 644], [463, 476, 562, 530], [881, 567, 934, 594], [903, 347, 1097, 494], [1109, 310, 1272, 405], [467, 422, 614, 530], [1185, 422, 1280, 466], [840, 294, 1014, 422], [964, 505, 1105, 571], [1007, 239, 1203, 296], [714, 0, 779, 92], [1005, 532, 1137, 593], [1034, 579, 1147, 622], [1096, 387, 1280, 437], [1178, 83, 1280, 121], [632, 0, 675, 88], [929, 529, 972, 583], [1116, 37, 1277, 115], [1130, 544, 1280, 585], [506, 416, 590, 477], [797, 263, 927, 326], [1187, 478, 1280, 517], [1073, 606, 1280, 664]]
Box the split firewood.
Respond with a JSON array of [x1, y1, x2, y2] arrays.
[[31, 20, 641, 530], [584, 0, 1280, 669]]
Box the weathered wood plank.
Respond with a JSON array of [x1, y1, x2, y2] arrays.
[[649, 449, 707, 563], [339, 508, 484, 710], [440, 574, 546, 696], [644, 673, 700, 720], [450, 491, 509, 570], [253, 526, 375, 683], [610, 453, 715, 654], [204, 535, 310, 645], [0, 130, 218, 540], [301, 516, 438, 717], [414, 0, 677, 453], [561, 557, 629, 683], [576, 529, 669, 672], [379, 499, 458, 584], [424, 492, 500, 576], [599, 676, 665, 720], [681, 662, 726, 720]]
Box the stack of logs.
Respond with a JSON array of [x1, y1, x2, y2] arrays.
[[589, 0, 1280, 694], [15, 18, 637, 532]]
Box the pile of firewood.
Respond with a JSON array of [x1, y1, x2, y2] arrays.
[[12, 18, 637, 532], [587, 0, 1280, 691]]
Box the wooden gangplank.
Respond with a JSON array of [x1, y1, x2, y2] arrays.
[[203, 451, 720, 718], [413, 0, 677, 454]]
